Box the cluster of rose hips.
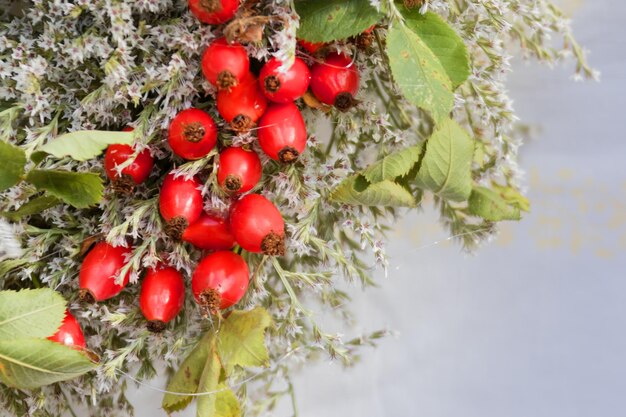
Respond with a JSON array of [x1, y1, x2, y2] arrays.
[[47, 0, 362, 348]]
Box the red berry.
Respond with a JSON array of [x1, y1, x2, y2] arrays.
[[104, 145, 153, 187], [48, 310, 86, 349], [159, 173, 204, 240], [202, 37, 249, 90], [182, 213, 236, 251], [168, 108, 217, 160], [189, 0, 240, 25], [139, 265, 185, 332], [298, 40, 325, 55], [310, 52, 360, 111], [79, 242, 131, 302], [230, 194, 285, 255], [259, 57, 311, 103], [104, 128, 154, 194], [217, 74, 268, 132], [257, 102, 307, 163], [191, 251, 249, 315], [217, 147, 262, 193]]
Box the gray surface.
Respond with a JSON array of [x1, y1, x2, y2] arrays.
[[130, 0, 626, 415], [292, 1, 626, 417]]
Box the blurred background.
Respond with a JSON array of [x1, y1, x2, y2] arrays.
[[131, 0, 626, 415], [289, 1, 626, 416]]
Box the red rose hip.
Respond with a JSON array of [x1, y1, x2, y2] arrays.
[[310, 52, 360, 111], [168, 108, 217, 160], [79, 242, 131, 302], [217, 74, 268, 132], [201, 37, 249, 90], [48, 310, 86, 349], [104, 141, 153, 194], [257, 102, 307, 163], [159, 173, 204, 240], [192, 251, 249, 315], [188, 0, 240, 25], [230, 194, 285, 255], [140, 265, 185, 333], [298, 39, 325, 55], [217, 147, 262, 193], [259, 57, 311, 103], [182, 213, 236, 251]]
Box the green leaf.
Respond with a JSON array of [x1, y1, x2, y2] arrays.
[[386, 24, 454, 124], [216, 308, 272, 375], [0, 259, 29, 278], [0, 141, 26, 192], [330, 176, 417, 207], [295, 0, 380, 42], [492, 184, 531, 212], [362, 145, 423, 183], [398, 8, 470, 88], [1, 195, 61, 221], [415, 119, 473, 201], [0, 289, 66, 339], [0, 338, 96, 389], [162, 333, 214, 413], [468, 186, 522, 221], [36, 130, 133, 162], [196, 349, 222, 417], [26, 170, 104, 209], [214, 385, 242, 417]]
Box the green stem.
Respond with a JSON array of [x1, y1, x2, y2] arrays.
[[324, 120, 338, 157], [288, 379, 298, 417]]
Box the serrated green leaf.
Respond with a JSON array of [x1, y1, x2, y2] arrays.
[[0, 338, 97, 389], [331, 176, 417, 207], [1, 195, 61, 221], [362, 144, 423, 183], [216, 308, 272, 375], [214, 385, 241, 417], [387, 24, 454, 124], [0, 141, 26, 192], [196, 348, 222, 417], [26, 170, 104, 209], [415, 119, 473, 201], [0, 289, 66, 339], [398, 8, 470, 88], [468, 186, 522, 221], [295, 0, 380, 42], [162, 333, 214, 414], [37, 130, 133, 162]]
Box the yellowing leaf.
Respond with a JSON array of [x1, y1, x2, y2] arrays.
[[214, 385, 241, 417], [216, 308, 272, 375], [162, 333, 214, 414], [196, 349, 222, 417], [399, 8, 470, 88], [330, 177, 417, 207], [468, 186, 522, 221], [387, 24, 454, 124]]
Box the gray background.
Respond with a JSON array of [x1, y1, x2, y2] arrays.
[[132, 0, 626, 415], [292, 1, 626, 416]]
